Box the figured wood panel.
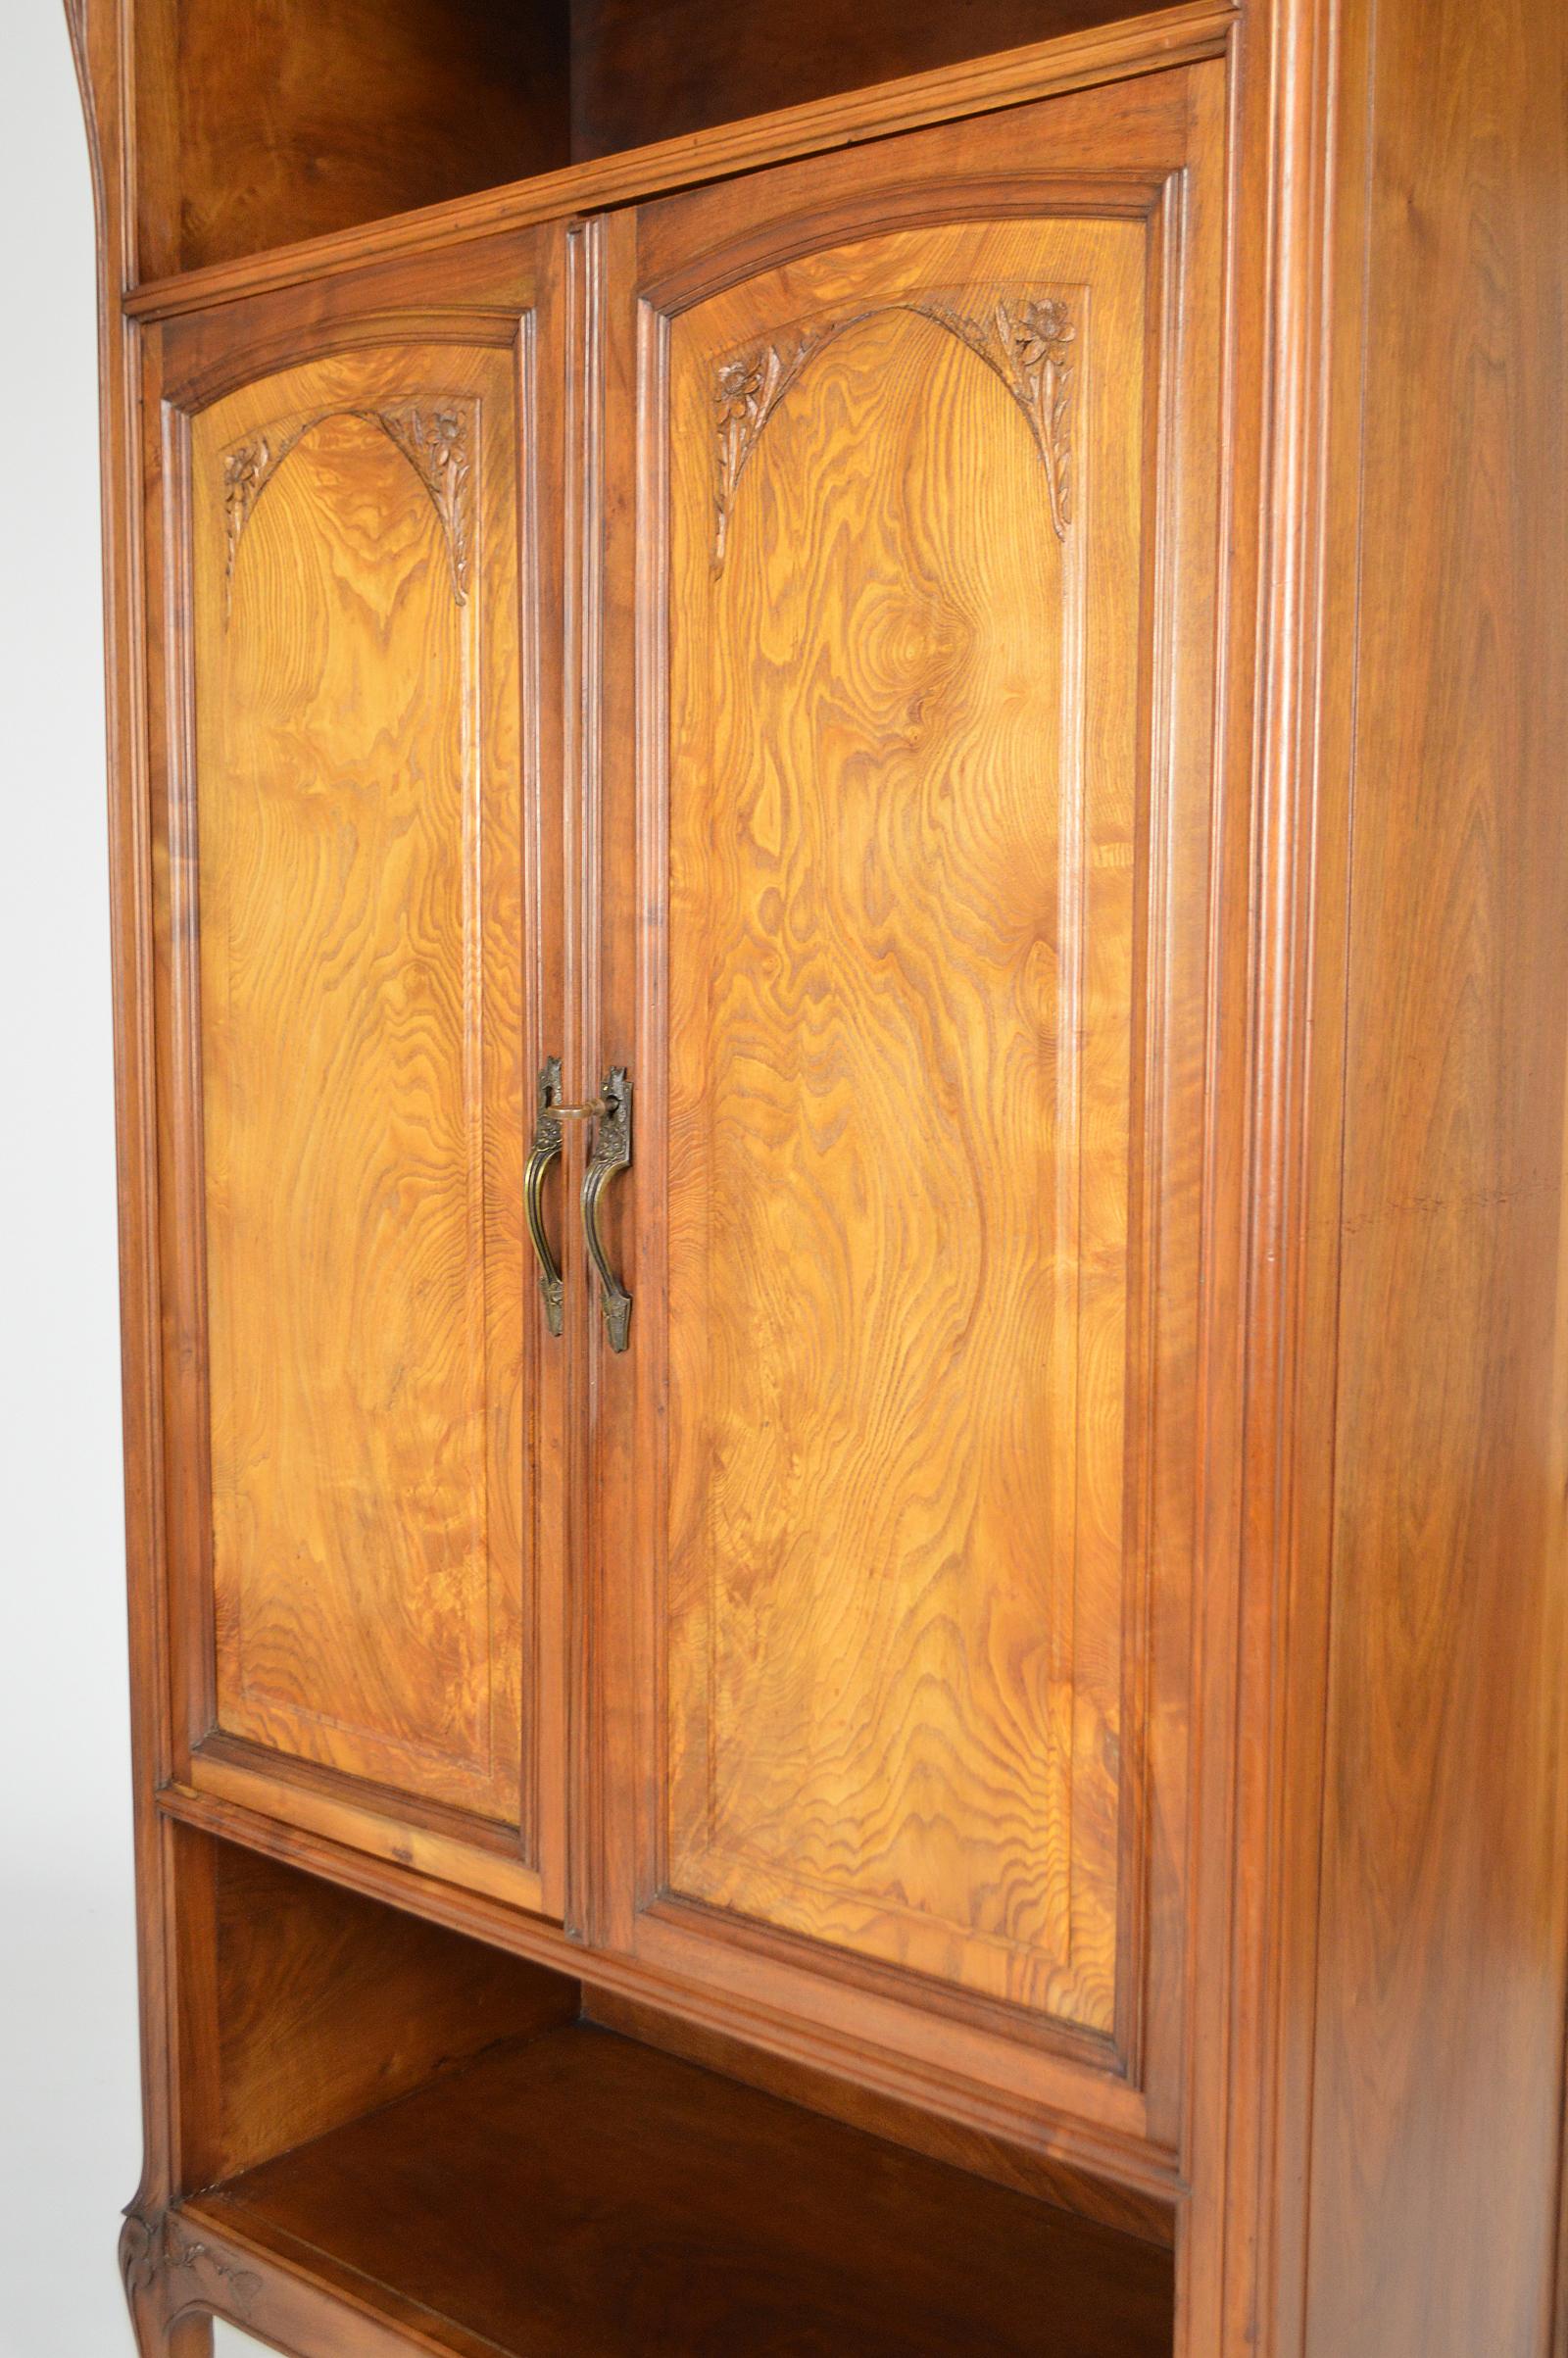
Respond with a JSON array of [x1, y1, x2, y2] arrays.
[[187, 339, 529, 1830], [662, 219, 1149, 2035]]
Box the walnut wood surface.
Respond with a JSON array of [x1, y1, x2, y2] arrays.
[[1296, 0, 1568, 2347], [662, 220, 1145, 2035], [569, 0, 1148, 159], [188, 340, 529, 1828], [119, 5, 1238, 321], [584, 1987, 1178, 2245], [132, 0, 571, 277], [141, 227, 574, 1930], [204, 2024, 1177, 2356], [159, 1767, 1185, 2215], [192, 1839, 579, 2184]]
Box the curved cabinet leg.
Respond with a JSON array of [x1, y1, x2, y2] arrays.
[[121, 2209, 215, 2358]]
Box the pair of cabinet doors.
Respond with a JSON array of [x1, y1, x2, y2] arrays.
[[146, 64, 1227, 2150]]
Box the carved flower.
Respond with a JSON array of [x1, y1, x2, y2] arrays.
[[715, 354, 767, 423], [1011, 299, 1074, 372], [223, 440, 268, 500], [424, 410, 466, 472]]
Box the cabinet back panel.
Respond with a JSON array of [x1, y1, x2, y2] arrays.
[[127, 0, 1205, 279], [187, 341, 527, 1829], [568, 0, 1148, 161], [133, 0, 572, 276], [662, 217, 1148, 2036]]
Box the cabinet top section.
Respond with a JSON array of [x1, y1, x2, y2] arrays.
[[68, 0, 1237, 321]]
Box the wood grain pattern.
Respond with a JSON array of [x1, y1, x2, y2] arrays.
[[587, 72, 1225, 2170], [1298, 0, 1568, 2348], [583, 1987, 1179, 2245], [196, 1839, 579, 2184], [80, 0, 1568, 2349], [159, 1760, 1188, 2223], [120, 4, 1237, 321], [132, 0, 571, 278], [188, 339, 528, 1827], [661, 217, 1147, 2034], [79, 16, 1222, 2358], [186, 1743, 549, 1913], [569, 0, 1153, 161]]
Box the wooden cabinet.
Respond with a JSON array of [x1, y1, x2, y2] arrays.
[[69, 1, 1568, 2355]]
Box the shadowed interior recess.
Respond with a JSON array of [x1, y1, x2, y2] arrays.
[[200, 2012, 1178, 2357], [132, 0, 1169, 271]]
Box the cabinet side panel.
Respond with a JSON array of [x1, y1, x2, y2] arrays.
[[1304, 0, 1568, 2348], [205, 1839, 578, 2180]]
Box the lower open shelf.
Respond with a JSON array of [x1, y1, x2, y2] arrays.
[[191, 2020, 1174, 2356]]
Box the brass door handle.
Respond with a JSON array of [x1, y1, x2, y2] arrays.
[[581, 1066, 632, 1352], [525, 1057, 565, 1336]]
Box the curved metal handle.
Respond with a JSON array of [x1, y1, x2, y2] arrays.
[[581, 1066, 632, 1352], [525, 1057, 564, 1336]]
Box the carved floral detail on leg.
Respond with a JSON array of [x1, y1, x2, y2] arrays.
[[220, 397, 477, 615], [120, 2204, 163, 2303], [710, 290, 1077, 570], [120, 2202, 263, 2340], [164, 2219, 265, 2308]]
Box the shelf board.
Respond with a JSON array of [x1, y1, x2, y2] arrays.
[[194, 2022, 1175, 2356]]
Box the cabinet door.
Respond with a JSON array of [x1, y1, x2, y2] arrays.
[[149, 236, 566, 1914], [590, 66, 1227, 2146]]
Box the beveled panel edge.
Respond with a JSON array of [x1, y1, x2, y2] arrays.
[[122, 0, 1238, 323], [184, 1752, 549, 1919], [156, 309, 529, 419], [642, 1891, 1123, 2075], [586, 1985, 1179, 2248]]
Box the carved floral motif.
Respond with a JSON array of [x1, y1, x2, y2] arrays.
[[377, 402, 473, 602], [222, 433, 293, 605], [919, 294, 1076, 534], [164, 2218, 265, 2306], [220, 398, 476, 615], [120, 2203, 265, 2331], [710, 290, 1077, 570], [119, 2205, 161, 2303], [712, 332, 830, 569]]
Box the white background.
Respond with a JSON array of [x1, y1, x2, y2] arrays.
[[0, 13, 249, 2354]]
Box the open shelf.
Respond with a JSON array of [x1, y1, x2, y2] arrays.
[[124, 0, 1193, 278], [193, 2020, 1176, 2357]]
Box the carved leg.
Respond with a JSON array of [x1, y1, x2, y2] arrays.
[[121, 2209, 215, 2358]]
